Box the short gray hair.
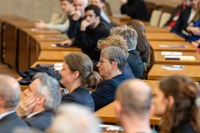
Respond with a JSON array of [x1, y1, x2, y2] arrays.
[[49, 104, 101, 133], [111, 25, 138, 50], [116, 79, 152, 116], [33, 73, 61, 112], [0, 75, 21, 109], [101, 46, 127, 72]]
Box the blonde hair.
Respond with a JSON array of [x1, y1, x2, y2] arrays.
[[97, 35, 128, 54]]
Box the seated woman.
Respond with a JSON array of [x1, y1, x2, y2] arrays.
[[126, 20, 152, 75], [153, 75, 200, 133], [59, 52, 101, 111]]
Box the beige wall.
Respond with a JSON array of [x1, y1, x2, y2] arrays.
[[0, 0, 181, 22]]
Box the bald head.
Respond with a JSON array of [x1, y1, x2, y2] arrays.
[[0, 75, 21, 109], [116, 79, 152, 116], [49, 104, 101, 133]]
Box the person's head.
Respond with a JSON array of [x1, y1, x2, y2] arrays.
[[127, 20, 146, 35], [190, 0, 199, 9], [111, 25, 138, 50], [97, 35, 128, 54], [183, 0, 191, 7], [60, 52, 100, 91], [91, 0, 105, 10], [60, 0, 74, 13], [23, 73, 61, 113], [153, 75, 200, 133], [74, 0, 88, 15], [127, 20, 151, 63], [114, 79, 152, 120], [0, 75, 21, 112], [84, 4, 101, 28], [48, 104, 101, 133], [97, 46, 126, 79]]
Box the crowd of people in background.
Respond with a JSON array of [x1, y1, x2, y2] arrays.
[[1, 0, 200, 133]]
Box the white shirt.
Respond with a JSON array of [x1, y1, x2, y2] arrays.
[[0, 110, 15, 120]]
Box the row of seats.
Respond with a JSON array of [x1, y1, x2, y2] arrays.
[[149, 10, 171, 27]]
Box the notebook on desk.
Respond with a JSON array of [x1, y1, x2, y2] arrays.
[[160, 44, 188, 48], [164, 55, 196, 61]]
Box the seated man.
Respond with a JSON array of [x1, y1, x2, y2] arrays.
[[63, 4, 110, 62], [0, 75, 28, 133], [92, 46, 128, 111], [66, 0, 89, 39], [114, 79, 153, 133], [91, 0, 111, 25], [48, 104, 101, 133], [35, 0, 74, 33], [17, 73, 61, 131]]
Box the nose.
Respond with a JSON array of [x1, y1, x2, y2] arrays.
[[97, 62, 100, 67]]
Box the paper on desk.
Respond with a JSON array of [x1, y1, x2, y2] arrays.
[[161, 65, 184, 70], [54, 63, 63, 70], [99, 124, 124, 132], [161, 51, 182, 56], [159, 44, 188, 48]]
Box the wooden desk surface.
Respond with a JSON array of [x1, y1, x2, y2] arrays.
[[148, 64, 200, 81], [109, 15, 131, 26], [154, 51, 200, 65], [149, 41, 196, 52], [5, 20, 35, 28], [31, 34, 68, 42], [145, 0, 179, 8], [146, 32, 184, 41], [95, 102, 161, 126], [0, 15, 29, 22], [39, 41, 81, 51], [144, 80, 159, 94], [146, 26, 170, 33], [21, 27, 60, 35], [38, 50, 81, 62]]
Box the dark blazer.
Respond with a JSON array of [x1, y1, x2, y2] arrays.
[[120, 0, 149, 21], [92, 74, 127, 111], [24, 111, 54, 132], [62, 87, 95, 111], [171, 6, 192, 38], [0, 112, 28, 133], [123, 62, 135, 79], [127, 50, 145, 79]]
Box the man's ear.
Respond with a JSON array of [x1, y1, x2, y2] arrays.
[[113, 100, 122, 118], [36, 95, 45, 105]]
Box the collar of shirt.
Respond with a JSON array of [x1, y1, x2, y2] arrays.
[[26, 112, 40, 118], [128, 48, 135, 52], [0, 110, 15, 120], [188, 9, 196, 23]]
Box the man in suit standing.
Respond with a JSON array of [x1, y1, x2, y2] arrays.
[[0, 74, 28, 133], [17, 73, 61, 132]]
